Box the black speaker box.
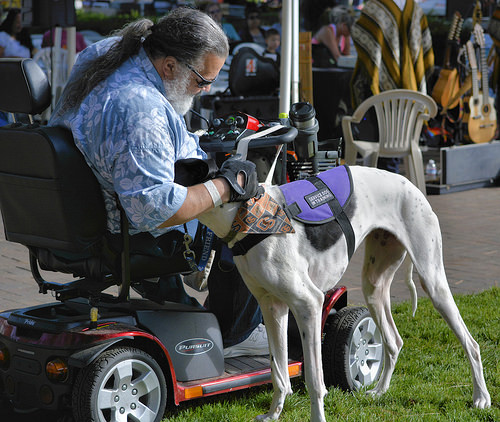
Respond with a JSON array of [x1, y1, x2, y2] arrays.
[[446, 0, 474, 19], [31, 0, 76, 27]]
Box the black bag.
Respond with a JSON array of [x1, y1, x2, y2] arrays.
[[311, 44, 336, 68], [229, 47, 279, 96]]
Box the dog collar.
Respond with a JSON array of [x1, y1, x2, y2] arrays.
[[227, 191, 295, 256]]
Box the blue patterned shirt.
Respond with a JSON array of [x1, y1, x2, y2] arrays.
[[49, 38, 206, 237]]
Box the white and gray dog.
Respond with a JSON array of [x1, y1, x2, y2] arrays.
[[198, 165, 491, 422]]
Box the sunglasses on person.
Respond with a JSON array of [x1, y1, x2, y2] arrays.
[[248, 14, 260, 20], [186, 63, 218, 88]]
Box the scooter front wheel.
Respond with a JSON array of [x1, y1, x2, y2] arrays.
[[72, 346, 167, 422]]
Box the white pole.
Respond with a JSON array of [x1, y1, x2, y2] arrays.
[[279, 0, 292, 116], [66, 26, 76, 78], [291, 0, 299, 104]]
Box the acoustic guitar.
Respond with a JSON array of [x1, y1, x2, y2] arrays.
[[466, 40, 481, 132], [467, 24, 497, 143], [431, 12, 463, 109]]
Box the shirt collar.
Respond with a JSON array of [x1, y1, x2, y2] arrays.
[[137, 46, 166, 94]]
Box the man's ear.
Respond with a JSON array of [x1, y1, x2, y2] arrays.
[[162, 56, 178, 80]]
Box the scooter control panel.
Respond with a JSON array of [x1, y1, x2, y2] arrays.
[[199, 112, 262, 152], [199, 112, 298, 154]]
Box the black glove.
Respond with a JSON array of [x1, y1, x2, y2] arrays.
[[218, 155, 262, 202]]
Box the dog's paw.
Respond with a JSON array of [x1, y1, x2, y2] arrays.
[[255, 411, 280, 421], [365, 388, 384, 398], [473, 391, 491, 409]]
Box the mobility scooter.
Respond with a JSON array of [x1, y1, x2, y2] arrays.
[[0, 58, 384, 421]]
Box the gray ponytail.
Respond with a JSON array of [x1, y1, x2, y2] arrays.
[[61, 7, 228, 111], [61, 18, 153, 111]]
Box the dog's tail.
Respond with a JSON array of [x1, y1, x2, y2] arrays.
[[404, 255, 418, 317]]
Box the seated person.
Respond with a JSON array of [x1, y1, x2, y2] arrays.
[[201, 1, 241, 46], [42, 28, 88, 53], [311, 6, 354, 67], [263, 27, 280, 66], [0, 8, 37, 58], [239, 4, 267, 49], [48, 7, 267, 358]]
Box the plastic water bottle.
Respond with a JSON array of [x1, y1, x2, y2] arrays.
[[425, 159, 438, 182]]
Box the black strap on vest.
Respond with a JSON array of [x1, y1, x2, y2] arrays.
[[231, 233, 273, 257], [307, 176, 355, 260]]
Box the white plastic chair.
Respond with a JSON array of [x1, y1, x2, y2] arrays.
[[342, 89, 438, 194]]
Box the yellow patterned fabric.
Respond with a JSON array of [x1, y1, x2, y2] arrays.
[[231, 192, 295, 234], [488, 6, 500, 93], [350, 0, 434, 108]]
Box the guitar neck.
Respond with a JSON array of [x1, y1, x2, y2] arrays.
[[480, 44, 489, 104], [467, 41, 480, 101], [443, 12, 461, 68]]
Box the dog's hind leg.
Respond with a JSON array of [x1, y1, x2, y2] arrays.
[[415, 259, 491, 408], [360, 229, 407, 396], [255, 294, 293, 421], [398, 208, 492, 409]]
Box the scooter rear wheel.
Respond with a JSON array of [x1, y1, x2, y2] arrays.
[[72, 346, 167, 422], [322, 306, 384, 391]]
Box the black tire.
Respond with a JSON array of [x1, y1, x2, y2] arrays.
[[322, 306, 384, 391], [72, 346, 167, 422]]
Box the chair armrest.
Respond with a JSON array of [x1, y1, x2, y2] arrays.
[[342, 115, 359, 165]]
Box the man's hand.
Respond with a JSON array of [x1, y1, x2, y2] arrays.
[[218, 156, 262, 202]]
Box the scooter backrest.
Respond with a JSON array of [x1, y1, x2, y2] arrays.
[[0, 58, 51, 115], [0, 58, 107, 255]]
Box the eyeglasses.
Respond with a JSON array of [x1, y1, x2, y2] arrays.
[[248, 15, 260, 20], [186, 63, 218, 88], [207, 8, 221, 15]]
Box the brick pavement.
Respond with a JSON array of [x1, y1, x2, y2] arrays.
[[1, 186, 499, 310]]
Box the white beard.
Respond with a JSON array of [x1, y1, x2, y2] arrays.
[[163, 72, 195, 116]]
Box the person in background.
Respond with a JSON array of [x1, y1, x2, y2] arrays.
[[42, 27, 88, 53], [350, 0, 434, 173], [48, 7, 268, 358], [201, 1, 240, 46], [311, 5, 354, 68], [239, 4, 267, 49], [350, 0, 434, 108], [0, 8, 36, 58], [263, 27, 280, 65]]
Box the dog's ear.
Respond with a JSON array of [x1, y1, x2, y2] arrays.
[[174, 158, 218, 186]]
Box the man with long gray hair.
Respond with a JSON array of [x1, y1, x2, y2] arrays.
[[49, 7, 268, 357]]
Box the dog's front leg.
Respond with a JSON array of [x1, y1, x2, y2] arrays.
[[255, 293, 292, 421], [289, 289, 328, 422]]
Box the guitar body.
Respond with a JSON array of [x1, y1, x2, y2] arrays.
[[432, 68, 461, 109], [468, 97, 497, 143], [431, 13, 463, 110], [468, 23, 498, 143]]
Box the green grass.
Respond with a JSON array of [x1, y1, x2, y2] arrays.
[[162, 287, 499, 421]]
